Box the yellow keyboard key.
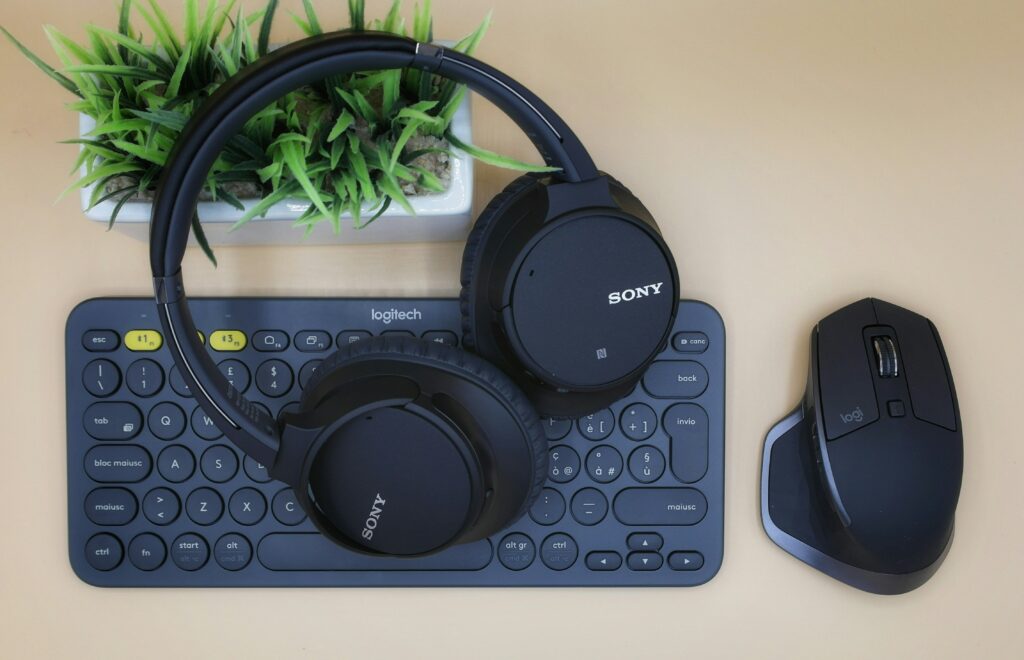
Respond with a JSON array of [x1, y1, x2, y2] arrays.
[[124, 330, 163, 352], [209, 330, 247, 351]]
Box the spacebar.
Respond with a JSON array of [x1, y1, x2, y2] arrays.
[[258, 534, 493, 571]]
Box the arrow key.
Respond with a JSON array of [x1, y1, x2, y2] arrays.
[[668, 551, 704, 571], [627, 551, 663, 571], [627, 532, 664, 552], [585, 551, 622, 571]]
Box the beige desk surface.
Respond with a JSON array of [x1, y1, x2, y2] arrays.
[[1, 1, 1022, 658]]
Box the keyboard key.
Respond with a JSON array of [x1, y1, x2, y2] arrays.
[[148, 401, 186, 440], [84, 488, 137, 525], [585, 445, 622, 483], [578, 409, 614, 440], [613, 488, 708, 526], [128, 533, 166, 571], [540, 533, 578, 570], [243, 456, 272, 483], [382, 330, 414, 338], [214, 533, 252, 570], [201, 445, 238, 482], [336, 330, 371, 347], [642, 361, 709, 399], [627, 551, 663, 571], [627, 533, 664, 551], [664, 403, 709, 483], [229, 488, 267, 525], [191, 406, 223, 440], [218, 359, 250, 393], [497, 533, 535, 570], [124, 329, 163, 351], [298, 360, 323, 390], [295, 330, 331, 352], [673, 332, 709, 353], [258, 534, 493, 571], [252, 330, 289, 352], [272, 488, 305, 525], [548, 446, 580, 483], [541, 417, 572, 441], [83, 402, 142, 440], [628, 445, 666, 483], [256, 359, 293, 397], [586, 551, 622, 571], [143, 488, 180, 525], [168, 365, 192, 397], [171, 533, 209, 571], [126, 359, 164, 397], [157, 445, 195, 482], [668, 551, 704, 571], [82, 359, 120, 397], [82, 330, 119, 352], [422, 330, 457, 346], [186, 488, 224, 525], [84, 445, 150, 483], [570, 488, 608, 525], [85, 533, 122, 571], [620, 403, 657, 441], [209, 330, 247, 352], [528, 488, 565, 525]]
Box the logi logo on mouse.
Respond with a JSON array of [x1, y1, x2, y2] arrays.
[[839, 406, 864, 424]]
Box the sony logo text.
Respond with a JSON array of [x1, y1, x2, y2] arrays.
[[608, 282, 664, 305]]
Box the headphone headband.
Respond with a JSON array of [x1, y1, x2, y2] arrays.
[[150, 32, 599, 464]]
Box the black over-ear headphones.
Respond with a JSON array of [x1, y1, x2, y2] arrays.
[[151, 32, 679, 557]]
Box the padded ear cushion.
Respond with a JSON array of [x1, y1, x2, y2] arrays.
[[459, 174, 544, 351], [305, 334, 548, 520]]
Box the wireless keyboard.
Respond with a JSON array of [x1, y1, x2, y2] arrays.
[[66, 297, 724, 587]]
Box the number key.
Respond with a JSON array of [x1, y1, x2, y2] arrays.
[[126, 359, 164, 397], [256, 360, 293, 397]]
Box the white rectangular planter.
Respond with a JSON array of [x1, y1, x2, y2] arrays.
[[80, 95, 473, 245]]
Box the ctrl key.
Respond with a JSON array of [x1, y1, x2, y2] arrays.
[[85, 533, 123, 571], [171, 533, 209, 571]]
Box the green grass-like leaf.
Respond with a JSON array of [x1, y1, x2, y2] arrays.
[[446, 130, 562, 173], [1, 26, 82, 97], [5, 0, 543, 260]]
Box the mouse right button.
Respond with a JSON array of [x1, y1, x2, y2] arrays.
[[817, 300, 880, 440], [873, 300, 957, 431]]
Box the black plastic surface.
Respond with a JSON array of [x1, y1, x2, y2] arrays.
[[67, 297, 724, 587], [762, 297, 963, 594]]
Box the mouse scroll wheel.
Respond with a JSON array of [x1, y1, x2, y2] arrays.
[[872, 336, 899, 378]]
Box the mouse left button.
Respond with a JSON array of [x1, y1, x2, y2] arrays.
[[817, 300, 880, 440]]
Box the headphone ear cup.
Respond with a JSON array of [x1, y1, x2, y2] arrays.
[[459, 174, 544, 351], [301, 334, 549, 530]]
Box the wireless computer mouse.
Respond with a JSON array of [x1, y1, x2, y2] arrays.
[[761, 298, 963, 594]]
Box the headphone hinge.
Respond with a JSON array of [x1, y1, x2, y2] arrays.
[[411, 42, 445, 72], [153, 270, 185, 304]]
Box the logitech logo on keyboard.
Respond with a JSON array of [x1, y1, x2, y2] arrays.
[[371, 307, 422, 325], [607, 282, 664, 305], [361, 493, 387, 541]]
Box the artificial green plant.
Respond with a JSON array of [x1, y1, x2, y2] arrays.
[[2, 0, 556, 263]]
